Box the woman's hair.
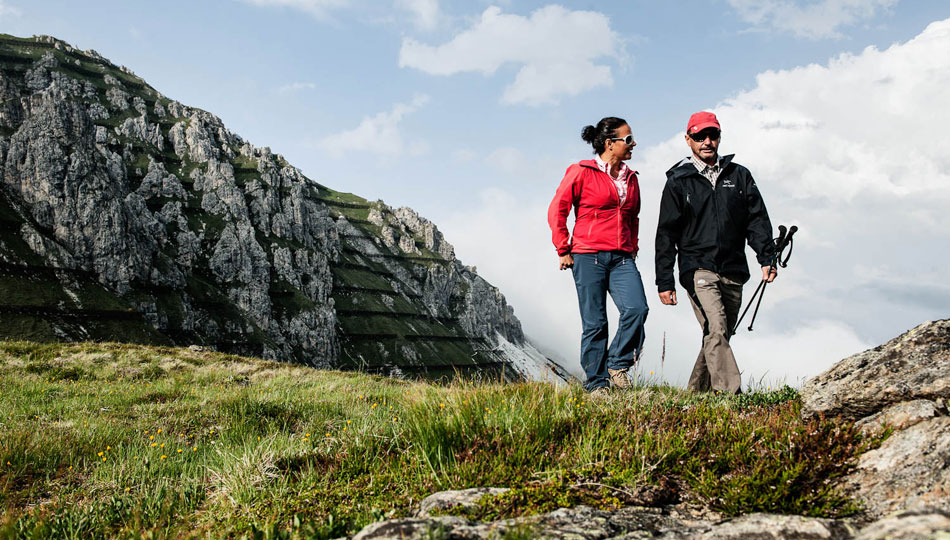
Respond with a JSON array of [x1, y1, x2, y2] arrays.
[[581, 117, 628, 154]]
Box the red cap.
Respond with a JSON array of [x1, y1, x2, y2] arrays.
[[686, 111, 720, 134]]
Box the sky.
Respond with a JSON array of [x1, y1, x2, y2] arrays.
[[3, 0, 949, 387]]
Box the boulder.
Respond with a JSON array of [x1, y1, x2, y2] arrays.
[[838, 417, 950, 518], [354, 505, 698, 540], [801, 320, 950, 421], [854, 508, 950, 540], [853, 400, 940, 433], [650, 513, 857, 540], [416, 487, 509, 517], [353, 504, 864, 540]]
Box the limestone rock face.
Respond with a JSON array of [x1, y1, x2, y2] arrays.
[[0, 34, 560, 381], [801, 319, 950, 421]]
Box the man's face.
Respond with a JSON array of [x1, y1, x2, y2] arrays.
[[685, 128, 721, 163]]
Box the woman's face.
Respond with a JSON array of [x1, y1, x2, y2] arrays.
[[605, 124, 635, 161]]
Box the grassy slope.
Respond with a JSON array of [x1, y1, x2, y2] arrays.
[[0, 342, 878, 539]]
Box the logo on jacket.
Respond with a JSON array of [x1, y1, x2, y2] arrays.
[[721, 179, 736, 188]]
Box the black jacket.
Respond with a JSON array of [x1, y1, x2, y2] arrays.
[[655, 154, 775, 292]]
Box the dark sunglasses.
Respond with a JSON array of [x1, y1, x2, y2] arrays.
[[689, 129, 721, 142], [608, 134, 635, 146]]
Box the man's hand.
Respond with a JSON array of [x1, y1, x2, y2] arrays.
[[762, 265, 777, 283], [559, 254, 574, 270], [659, 290, 677, 305]]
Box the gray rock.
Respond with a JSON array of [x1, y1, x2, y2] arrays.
[[355, 505, 694, 540], [802, 320, 950, 421], [25, 52, 56, 92], [353, 516, 477, 540], [652, 513, 857, 539], [839, 417, 950, 518], [854, 400, 940, 433], [355, 505, 861, 540], [417, 487, 509, 517], [106, 86, 130, 111], [855, 508, 950, 540], [117, 114, 163, 151]]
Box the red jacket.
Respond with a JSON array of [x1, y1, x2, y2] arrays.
[[547, 160, 641, 256]]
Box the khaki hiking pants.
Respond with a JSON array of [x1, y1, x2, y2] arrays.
[[686, 269, 743, 393]]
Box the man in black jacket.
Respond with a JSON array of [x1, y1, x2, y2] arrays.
[[655, 111, 776, 394]]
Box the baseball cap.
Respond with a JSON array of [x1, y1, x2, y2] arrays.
[[686, 111, 720, 134]]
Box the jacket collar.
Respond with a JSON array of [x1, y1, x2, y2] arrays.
[[667, 153, 735, 180], [579, 159, 638, 176]]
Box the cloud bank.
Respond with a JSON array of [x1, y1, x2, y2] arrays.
[[442, 18, 950, 386], [399, 5, 624, 105]]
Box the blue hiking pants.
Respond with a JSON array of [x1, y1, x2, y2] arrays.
[[571, 251, 649, 391]]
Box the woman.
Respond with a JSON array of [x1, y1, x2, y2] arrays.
[[547, 117, 649, 394]]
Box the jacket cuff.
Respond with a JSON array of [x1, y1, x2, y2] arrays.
[[656, 278, 676, 293]]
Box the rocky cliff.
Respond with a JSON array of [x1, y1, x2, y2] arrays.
[[0, 34, 566, 383]]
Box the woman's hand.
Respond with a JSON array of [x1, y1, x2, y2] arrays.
[[559, 254, 574, 270]]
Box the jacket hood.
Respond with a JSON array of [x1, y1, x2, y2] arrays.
[[666, 154, 735, 180]]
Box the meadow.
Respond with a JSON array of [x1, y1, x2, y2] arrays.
[[0, 341, 877, 539]]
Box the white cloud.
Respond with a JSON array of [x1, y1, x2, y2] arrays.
[[319, 94, 430, 158], [399, 5, 624, 105], [395, 0, 441, 30], [443, 18, 950, 388], [278, 82, 317, 94], [727, 0, 899, 39], [239, 0, 350, 19]]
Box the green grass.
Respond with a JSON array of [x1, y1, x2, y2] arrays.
[[0, 341, 879, 539]]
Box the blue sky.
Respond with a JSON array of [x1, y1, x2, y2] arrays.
[[4, 1, 950, 385]]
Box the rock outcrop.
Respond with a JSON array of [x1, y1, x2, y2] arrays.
[[0, 34, 565, 382], [802, 319, 950, 519], [354, 499, 950, 539], [801, 319, 949, 422]]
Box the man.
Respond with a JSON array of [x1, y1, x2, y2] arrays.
[[655, 111, 776, 394]]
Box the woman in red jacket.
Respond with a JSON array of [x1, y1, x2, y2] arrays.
[[547, 117, 649, 394]]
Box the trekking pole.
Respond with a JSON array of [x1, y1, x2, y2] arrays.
[[733, 225, 797, 333]]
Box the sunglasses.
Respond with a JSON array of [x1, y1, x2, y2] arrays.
[[689, 129, 721, 142], [608, 134, 636, 146]]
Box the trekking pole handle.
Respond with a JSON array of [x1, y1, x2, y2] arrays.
[[776, 225, 797, 253]]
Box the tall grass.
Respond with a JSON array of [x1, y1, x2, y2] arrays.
[[0, 341, 877, 539]]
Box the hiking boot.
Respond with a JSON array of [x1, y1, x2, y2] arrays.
[[608, 368, 632, 390], [589, 386, 610, 398]]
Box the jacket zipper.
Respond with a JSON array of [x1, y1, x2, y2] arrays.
[[711, 175, 722, 273]]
